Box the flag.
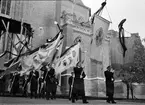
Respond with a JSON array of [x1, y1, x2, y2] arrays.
[[54, 42, 80, 74], [90, 1, 106, 24], [0, 60, 21, 78], [51, 38, 64, 64], [20, 32, 63, 75], [32, 32, 62, 69], [118, 19, 127, 57]]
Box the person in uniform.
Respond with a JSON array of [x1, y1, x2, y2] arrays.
[[0, 74, 6, 96], [68, 72, 74, 100], [38, 71, 44, 98], [71, 62, 88, 104], [104, 66, 116, 104], [45, 65, 55, 100], [22, 75, 29, 97], [27, 68, 39, 99], [51, 75, 59, 99], [11, 72, 20, 96], [40, 65, 48, 98]]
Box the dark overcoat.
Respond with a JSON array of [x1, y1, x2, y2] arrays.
[[72, 67, 86, 95], [104, 70, 114, 96], [11, 74, 20, 94], [28, 70, 39, 91], [45, 67, 55, 92]]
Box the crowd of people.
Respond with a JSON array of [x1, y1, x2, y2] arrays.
[[0, 64, 58, 100], [0, 62, 117, 104], [22, 64, 59, 100]]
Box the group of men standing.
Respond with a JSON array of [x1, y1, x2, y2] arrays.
[[10, 64, 58, 100], [69, 64, 116, 104], [1, 61, 117, 104]]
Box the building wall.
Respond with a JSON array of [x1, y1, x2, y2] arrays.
[[109, 30, 145, 98], [10, 0, 57, 49], [10, 0, 110, 97], [109, 30, 138, 66], [87, 15, 110, 96], [61, 0, 90, 22], [59, 4, 92, 94]]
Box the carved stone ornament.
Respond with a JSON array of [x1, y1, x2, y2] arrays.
[[61, 10, 74, 24], [74, 36, 81, 44], [61, 10, 87, 26], [95, 27, 104, 46]]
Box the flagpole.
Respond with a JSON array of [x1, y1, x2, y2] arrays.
[[72, 0, 76, 20], [69, 74, 74, 99], [70, 41, 80, 99], [10, 73, 17, 93], [72, 0, 75, 13]]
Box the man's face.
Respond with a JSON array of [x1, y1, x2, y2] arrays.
[[52, 64, 54, 68], [108, 67, 111, 71], [110, 68, 114, 73], [77, 62, 81, 67]]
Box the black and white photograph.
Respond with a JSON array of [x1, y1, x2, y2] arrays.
[[0, 0, 145, 104]]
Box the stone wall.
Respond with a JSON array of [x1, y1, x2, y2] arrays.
[[10, 0, 57, 49], [86, 15, 110, 97]]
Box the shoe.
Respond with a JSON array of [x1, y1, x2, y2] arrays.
[[83, 101, 89, 104], [72, 100, 75, 103], [106, 100, 110, 103], [112, 101, 116, 104]]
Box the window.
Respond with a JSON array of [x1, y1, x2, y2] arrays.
[[0, 0, 11, 53], [0, 0, 11, 15]]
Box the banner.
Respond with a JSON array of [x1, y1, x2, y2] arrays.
[[20, 32, 63, 75], [54, 42, 80, 74], [118, 19, 127, 57], [52, 38, 64, 64], [0, 60, 21, 78]]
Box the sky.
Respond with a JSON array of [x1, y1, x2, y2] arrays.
[[82, 0, 145, 39]]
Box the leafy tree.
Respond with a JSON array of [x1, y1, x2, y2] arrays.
[[119, 37, 145, 99], [132, 37, 145, 83]]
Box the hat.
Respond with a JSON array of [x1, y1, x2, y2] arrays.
[[107, 65, 111, 70]]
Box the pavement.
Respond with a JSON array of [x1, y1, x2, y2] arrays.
[[0, 96, 145, 105]]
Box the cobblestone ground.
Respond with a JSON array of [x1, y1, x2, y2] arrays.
[[0, 96, 145, 105]]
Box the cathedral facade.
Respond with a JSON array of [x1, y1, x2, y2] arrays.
[[0, 0, 111, 97]]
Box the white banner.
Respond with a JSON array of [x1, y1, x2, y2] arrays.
[[55, 42, 80, 74], [20, 32, 63, 75]]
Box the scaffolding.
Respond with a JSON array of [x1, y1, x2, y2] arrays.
[[0, 15, 33, 70]]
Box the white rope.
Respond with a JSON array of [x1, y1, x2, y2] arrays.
[[124, 29, 131, 34], [105, 6, 112, 23]]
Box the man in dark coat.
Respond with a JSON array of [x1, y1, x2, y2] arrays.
[[104, 66, 116, 104], [22, 75, 29, 97], [45, 65, 55, 100], [51, 76, 58, 99], [10, 72, 20, 96], [0, 74, 6, 96], [27, 68, 39, 99], [40, 65, 48, 98], [71, 62, 88, 104], [38, 71, 43, 98]]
